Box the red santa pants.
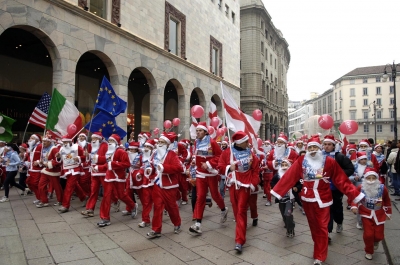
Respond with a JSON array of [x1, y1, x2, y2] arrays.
[[151, 185, 181, 233], [141, 187, 153, 223], [229, 186, 251, 245], [100, 181, 135, 221], [0, 166, 6, 184], [26, 171, 41, 200], [194, 176, 226, 220], [86, 175, 117, 210], [38, 173, 63, 203], [248, 193, 258, 219], [302, 201, 330, 261], [178, 173, 188, 202], [361, 217, 385, 254], [79, 168, 91, 195], [263, 172, 273, 202], [62, 174, 86, 209]]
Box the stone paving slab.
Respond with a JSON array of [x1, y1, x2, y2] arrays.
[[0, 186, 393, 265]]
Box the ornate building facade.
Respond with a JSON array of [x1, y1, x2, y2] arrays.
[[0, 0, 240, 141], [240, 0, 290, 141]]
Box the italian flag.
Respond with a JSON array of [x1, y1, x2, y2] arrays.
[[46, 89, 83, 136]]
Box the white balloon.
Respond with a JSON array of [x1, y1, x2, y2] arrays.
[[0, 116, 3, 123], [0, 127, 5, 134]]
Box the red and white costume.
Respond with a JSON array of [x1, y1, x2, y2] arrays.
[[77, 133, 91, 196], [25, 134, 43, 200], [218, 132, 260, 246], [271, 136, 364, 262], [124, 141, 142, 213], [0, 141, 6, 186], [171, 139, 190, 203]]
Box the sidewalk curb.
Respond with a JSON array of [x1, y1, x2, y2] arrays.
[[383, 196, 400, 265]]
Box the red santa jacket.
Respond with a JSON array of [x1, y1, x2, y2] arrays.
[[98, 148, 130, 182], [146, 150, 183, 189], [139, 152, 155, 188], [218, 147, 260, 190], [193, 136, 221, 178], [351, 184, 392, 225], [128, 153, 143, 189], [266, 148, 298, 176], [41, 145, 61, 176], [271, 155, 364, 208], [26, 143, 43, 175], [90, 141, 108, 176], [80, 142, 91, 169], [350, 151, 379, 172], [58, 144, 85, 177]]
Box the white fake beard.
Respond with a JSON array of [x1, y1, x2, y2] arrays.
[[156, 144, 167, 159], [274, 145, 286, 159], [78, 140, 86, 148], [107, 143, 116, 154], [264, 145, 271, 153], [62, 143, 71, 152], [278, 167, 288, 178], [28, 140, 36, 149], [139, 137, 146, 146], [91, 140, 100, 152], [305, 150, 324, 170], [362, 179, 380, 198], [0, 147, 4, 155], [295, 146, 304, 153], [143, 148, 152, 160], [128, 152, 138, 162], [357, 164, 367, 177]]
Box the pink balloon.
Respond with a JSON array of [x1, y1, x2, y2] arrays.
[[67, 124, 77, 135], [224, 136, 229, 142], [172, 118, 180, 126], [153, 128, 160, 135], [211, 117, 220, 128], [207, 126, 215, 135], [191, 105, 204, 119], [252, 109, 262, 121], [222, 126, 227, 133], [339, 120, 358, 135], [272, 134, 276, 138], [255, 134, 259, 138], [257, 138, 263, 147], [217, 128, 224, 136], [318, 114, 334, 130], [164, 120, 172, 129]]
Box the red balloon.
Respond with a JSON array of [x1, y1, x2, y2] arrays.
[[222, 126, 227, 133], [172, 118, 180, 126], [272, 134, 276, 138], [318, 114, 334, 130], [217, 128, 224, 136], [257, 138, 263, 147], [255, 134, 259, 138], [339, 120, 359, 135], [163, 120, 172, 129], [153, 128, 160, 135], [191, 105, 204, 118], [224, 136, 229, 142], [211, 117, 220, 128], [67, 124, 77, 135], [252, 109, 262, 121], [207, 126, 215, 135]]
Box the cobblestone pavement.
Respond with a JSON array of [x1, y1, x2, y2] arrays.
[[0, 187, 389, 265]]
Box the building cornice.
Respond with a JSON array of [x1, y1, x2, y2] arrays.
[[45, 0, 240, 91]]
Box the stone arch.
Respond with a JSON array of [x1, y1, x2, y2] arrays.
[[211, 94, 223, 119], [164, 78, 185, 133]]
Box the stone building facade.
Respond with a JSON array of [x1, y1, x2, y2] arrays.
[[0, 0, 240, 141], [240, 0, 290, 141]]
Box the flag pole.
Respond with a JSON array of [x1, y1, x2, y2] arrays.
[[21, 122, 30, 144]]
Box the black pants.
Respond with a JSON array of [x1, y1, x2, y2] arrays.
[[19, 172, 27, 189], [328, 189, 344, 233], [293, 191, 303, 207], [60, 178, 67, 190], [279, 200, 295, 231], [4, 171, 26, 197], [191, 186, 197, 213]]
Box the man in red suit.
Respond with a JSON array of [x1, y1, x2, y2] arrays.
[[266, 134, 298, 205], [218, 131, 260, 253], [145, 133, 183, 238], [77, 132, 91, 198], [94, 134, 135, 227], [351, 168, 391, 260], [36, 136, 63, 208], [189, 122, 228, 236], [122, 141, 141, 217], [271, 135, 364, 265], [25, 134, 43, 203], [56, 135, 87, 213]]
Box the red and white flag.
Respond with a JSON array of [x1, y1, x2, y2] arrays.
[[189, 116, 198, 140], [220, 82, 260, 146]]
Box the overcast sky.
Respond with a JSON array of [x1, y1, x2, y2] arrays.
[[261, 0, 400, 101]]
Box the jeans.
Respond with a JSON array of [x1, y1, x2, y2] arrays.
[[392, 173, 400, 194], [19, 172, 27, 189], [219, 178, 225, 198], [4, 171, 26, 197], [279, 200, 295, 232]]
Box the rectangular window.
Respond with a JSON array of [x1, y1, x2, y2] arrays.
[[350, 88, 355, 96], [350, 100, 355, 107], [261, 42, 264, 53], [363, 78, 368, 83], [335, 92, 337, 100], [350, 111, 356, 120], [339, 90, 342, 98], [339, 101, 342, 109], [376, 98, 381, 106], [218, 0, 222, 9], [231, 12, 235, 23], [212, 47, 218, 75], [376, 77, 381, 82], [169, 18, 178, 55], [265, 29, 268, 38], [90, 0, 107, 19], [225, 4, 229, 16], [376, 87, 381, 94], [335, 102, 337, 110], [377, 110, 382, 119], [363, 110, 369, 119], [339, 111, 342, 120], [265, 49, 268, 59], [363, 87, 368, 95], [377, 125, 382, 133], [270, 55, 272, 65], [390, 86, 395, 94], [390, 98, 395, 105], [364, 124, 369, 133], [390, 109, 395, 118], [391, 124, 394, 132], [363, 99, 368, 106], [261, 21, 264, 30], [261, 63, 264, 71], [350, 79, 355, 84], [335, 113, 338, 121], [275, 59, 277, 69]]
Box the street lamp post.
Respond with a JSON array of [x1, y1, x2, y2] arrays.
[[369, 100, 381, 145], [382, 62, 400, 142]]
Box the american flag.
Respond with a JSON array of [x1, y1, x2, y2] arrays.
[[28, 92, 51, 129]]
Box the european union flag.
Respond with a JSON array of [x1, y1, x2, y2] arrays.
[[84, 112, 127, 139], [95, 76, 127, 117]]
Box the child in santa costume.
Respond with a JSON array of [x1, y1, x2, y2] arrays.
[[94, 134, 136, 227], [351, 139, 379, 172], [372, 144, 388, 184], [271, 135, 364, 265], [351, 168, 391, 261], [122, 141, 141, 217], [145, 133, 183, 238], [218, 131, 260, 253]]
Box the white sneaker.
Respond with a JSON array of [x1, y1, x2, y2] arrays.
[[138, 221, 150, 228], [176, 199, 182, 207], [33, 200, 40, 204], [181, 201, 188, 205], [121, 210, 132, 216], [365, 253, 373, 260], [189, 223, 202, 235], [356, 222, 363, 230], [0, 196, 9, 203], [265, 200, 271, 206], [336, 224, 343, 233], [220, 207, 229, 223], [313, 259, 322, 265], [374, 241, 379, 250]]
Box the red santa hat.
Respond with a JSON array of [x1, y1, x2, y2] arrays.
[[61, 135, 72, 142], [335, 138, 342, 144], [347, 144, 357, 152], [323, 135, 336, 145], [264, 140, 271, 145], [288, 142, 294, 147], [296, 140, 303, 144], [91, 132, 103, 140], [356, 151, 367, 161], [109, 134, 121, 145], [232, 131, 249, 144], [79, 132, 87, 139], [359, 139, 370, 147], [307, 135, 322, 149], [159, 133, 176, 145], [145, 139, 156, 148], [154, 138, 159, 143], [196, 121, 208, 132], [19, 143, 28, 150], [374, 144, 383, 150], [31, 134, 42, 142], [277, 134, 288, 143], [363, 167, 379, 179], [179, 139, 190, 147], [221, 140, 228, 145], [128, 141, 139, 149], [142, 132, 151, 139], [281, 158, 292, 167]]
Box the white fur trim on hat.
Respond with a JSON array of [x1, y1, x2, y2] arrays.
[[61, 138, 72, 142], [196, 125, 208, 132], [323, 138, 336, 144], [108, 136, 118, 144], [277, 136, 288, 143], [144, 142, 154, 148], [307, 141, 322, 149], [357, 154, 367, 160], [359, 141, 369, 146], [91, 134, 102, 139], [79, 133, 87, 138], [234, 135, 249, 144], [364, 170, 379, 178], [31, 134, 40, 141], [159, 135, 171, 144]]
